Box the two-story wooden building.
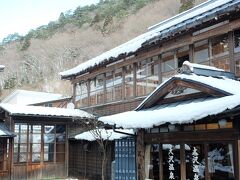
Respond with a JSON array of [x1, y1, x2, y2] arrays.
[[60, 0, 240, 179]]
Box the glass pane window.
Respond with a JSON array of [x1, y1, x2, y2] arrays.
[[56, 125, 66, 142], [194, 40, 209, 63], [136, 58, 159, 97], [114, 68, 123, 101], [75, 82, 88, 107], [212, 34, 229, 56], [30, 125, 41, 163], [106, 69, 123, 102], [234, 29, 240, 52], [14, 124, 28, 163], [177, 46, 189, 68], [125, 65, 134, 98], [162, 51, 175, 72], [89, 74, 104, 106], [208, 143, 235, 179]]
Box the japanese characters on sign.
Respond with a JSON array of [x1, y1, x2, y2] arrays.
[[192, 147, 199, 180], [168, 146, 175, 179]]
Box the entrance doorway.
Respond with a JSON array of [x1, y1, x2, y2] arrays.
[[145, 142, 235, 180]]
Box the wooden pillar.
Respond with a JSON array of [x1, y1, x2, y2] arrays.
[[174, 50, 178, 70], [9, 138, 14, 180], [72, 83, 76, 106], [208, 39, 213, 66], [65, 124, 69, 177], [180, 144, 186, 180], [122, 66, 126, 100], [159, 144, 163, 180], [158, 55, 162, 84], [136, 129, 145, 180], [87, 80, 90, 107], [204, 143, 210, 180], [103, 73, 106, 103], [228, 31, 235, 73], [133, 62, 137, 98], [189, 44, 194, 63]]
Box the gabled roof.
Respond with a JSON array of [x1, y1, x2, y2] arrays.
[[0, 103, 94, 119], [60, 0, 240, 79], [99, 63, 240, 129], [1, 89, 68, 105]]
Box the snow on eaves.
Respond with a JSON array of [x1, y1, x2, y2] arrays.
[[60, 0, 234, 78], [99, 94, 240, 129], [75, 129, 134, 141], [0, 103, 95, 119]]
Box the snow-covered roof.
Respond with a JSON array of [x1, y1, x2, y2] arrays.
[[1, 90, 68, 105], [0, 103, 95, 119], [99, 64, 240, 129], [75, 129, 134, 141], [60, 0, 240, 79]]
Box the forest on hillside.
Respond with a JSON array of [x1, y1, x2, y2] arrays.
[[0, 0, 202, 97]]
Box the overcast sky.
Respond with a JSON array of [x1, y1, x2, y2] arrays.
[[0, 0, 99, 41]]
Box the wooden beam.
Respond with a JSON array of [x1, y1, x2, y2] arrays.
[[229, 31, 235, 73]]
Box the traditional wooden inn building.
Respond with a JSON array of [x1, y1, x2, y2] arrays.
[[60, 0, 240, 179], [0, 103, 94, 180], [100, 62, 240, 180]]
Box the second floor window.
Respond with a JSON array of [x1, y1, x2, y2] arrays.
[[211, 34, 229, 57], [89, 74, 104, 106], [136, 57, 159, 97], [106, 68, 123, 102], [194, 40, 209, 63]]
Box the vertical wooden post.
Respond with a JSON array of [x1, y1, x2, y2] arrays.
[[65, 124, 69, 177], [72, 82, 76, 106], [180, 144, 186, 180], [136, 129, 145, 180], [228, 31, 235, 73], [40, 124, 44, 177], [103, 73, 106, 103], [174, 50, 178, 70], [122, 66, 126, 100], [133, 63, 137, 98], [87, 80, 90, 107], [158, 55, 162, 84], [159, 144, 163, 180], [9, 138, 13, 180], [208, 39, 212, 66], [189, 44, 194, 63], [204, 143, 210, 180]]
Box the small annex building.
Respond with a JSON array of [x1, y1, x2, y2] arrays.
[[100, 62, 240, 180], [0, 103, 94, 180], [73, 129, 135, 180]]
